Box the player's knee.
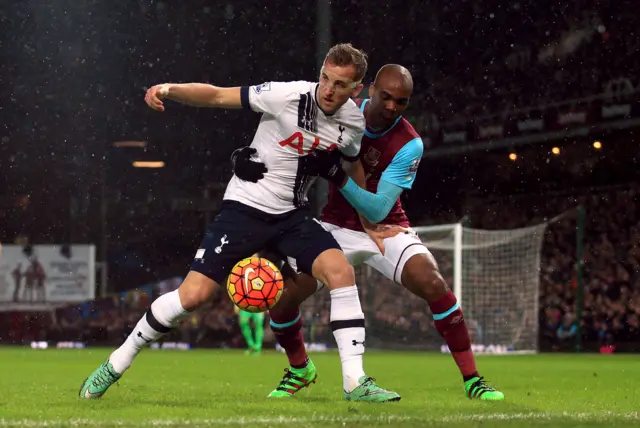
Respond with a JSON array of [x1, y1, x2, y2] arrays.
[[322, 263, 355, 290], [402, 254, 448, 301], [311, 248, 355, 290], [413, 272, 448, 302], [425, 270, 448, 295], [177, 271, 218, 311]]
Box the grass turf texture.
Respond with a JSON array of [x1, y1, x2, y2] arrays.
[[0, 347, 638, 427]]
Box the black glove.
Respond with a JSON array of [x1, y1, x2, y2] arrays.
[[299, 149, 347, 186], [231, 147, 267, 183]]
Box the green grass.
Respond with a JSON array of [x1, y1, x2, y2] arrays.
[[0, 347, 638, 427]]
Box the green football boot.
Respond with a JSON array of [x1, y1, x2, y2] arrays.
[[343, 376, 401, 402], [464, 376, 505, 401], [78, 360, 121, 399], [267, 361, 317, 397]]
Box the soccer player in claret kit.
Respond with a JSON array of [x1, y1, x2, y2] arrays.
[[233, 64, 505, 401], [79, 43, 399, 402]]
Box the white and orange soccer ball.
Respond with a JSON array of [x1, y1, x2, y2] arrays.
[[226, 257, 284, 313]]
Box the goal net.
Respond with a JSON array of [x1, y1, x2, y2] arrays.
[[300, 221, 551, 354]]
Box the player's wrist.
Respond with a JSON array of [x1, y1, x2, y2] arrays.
[[339, 177, 357, 194], [326, 166, 347, 187], [337, 173, 349, 188], [157, 83, 172, 98]]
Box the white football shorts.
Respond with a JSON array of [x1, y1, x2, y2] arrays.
[[288, 221, 433, 288]]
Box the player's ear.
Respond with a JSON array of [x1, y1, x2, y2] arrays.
[[351, 82, 365, 98], [368, 82, 375, 98]]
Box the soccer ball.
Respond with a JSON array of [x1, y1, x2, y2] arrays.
[[227, 257, 284, 313]]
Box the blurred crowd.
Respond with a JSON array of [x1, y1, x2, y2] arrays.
[[535, 187, 640, 351], [414, 0, 639, 122]]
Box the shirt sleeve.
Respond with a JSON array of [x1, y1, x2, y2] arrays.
[[338, 178, 404, 224], [240, 82, 297, 116], [380, 137, 424, 190], [339, 129, 363, 161]]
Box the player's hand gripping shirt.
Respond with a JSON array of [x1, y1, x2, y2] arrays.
[[223, 81, 365, 214]]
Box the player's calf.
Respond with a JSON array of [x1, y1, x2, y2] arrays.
[[177, 271, 219, 310]]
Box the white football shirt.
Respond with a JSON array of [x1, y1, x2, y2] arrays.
[[223, 81, 365, 214]]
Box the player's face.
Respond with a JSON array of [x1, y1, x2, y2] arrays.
[[318, 62, 364, 114], [368, 81, 411, 126]]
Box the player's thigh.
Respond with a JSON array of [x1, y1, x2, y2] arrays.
[[187, 204, 273, 301], [273, 211, 353, 288], [322, 222, 380, 267], [307, 223, 378, 292], [365, 230, 433, 285]]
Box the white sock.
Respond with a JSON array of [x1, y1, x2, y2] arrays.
[[109, 290, 189, 374], [330, 285, 366, 392]]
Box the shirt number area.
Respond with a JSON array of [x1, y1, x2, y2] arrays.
[[279, 132, 338, 155]]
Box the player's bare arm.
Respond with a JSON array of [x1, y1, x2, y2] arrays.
[[145, 84, 242, 111]]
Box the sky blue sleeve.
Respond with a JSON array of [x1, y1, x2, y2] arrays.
[[339, 178, 403, 224], [380, 137, 424, 190]]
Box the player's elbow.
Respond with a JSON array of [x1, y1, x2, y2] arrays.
[[363, 210, 387, 224], [206, 85, 226, 107], [187, 84, 227, 108], [169, 83, 222, 108], [210, 86, 242, 109], [363, 201, 394, 224]]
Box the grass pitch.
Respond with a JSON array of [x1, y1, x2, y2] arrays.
[[0, 347, 637, 427]]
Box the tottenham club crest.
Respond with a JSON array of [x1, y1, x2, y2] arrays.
[[214, 235, 229, 254], [364, 147, 381, 166]]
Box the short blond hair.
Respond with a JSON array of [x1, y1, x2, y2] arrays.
[[324, 43, 368, 83]]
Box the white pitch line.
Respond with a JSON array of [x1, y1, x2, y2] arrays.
[[1, 412, 639, 427]]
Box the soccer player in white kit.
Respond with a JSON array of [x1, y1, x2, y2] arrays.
[[78, 44, 400, 402], [234, 65, 505, 401]]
